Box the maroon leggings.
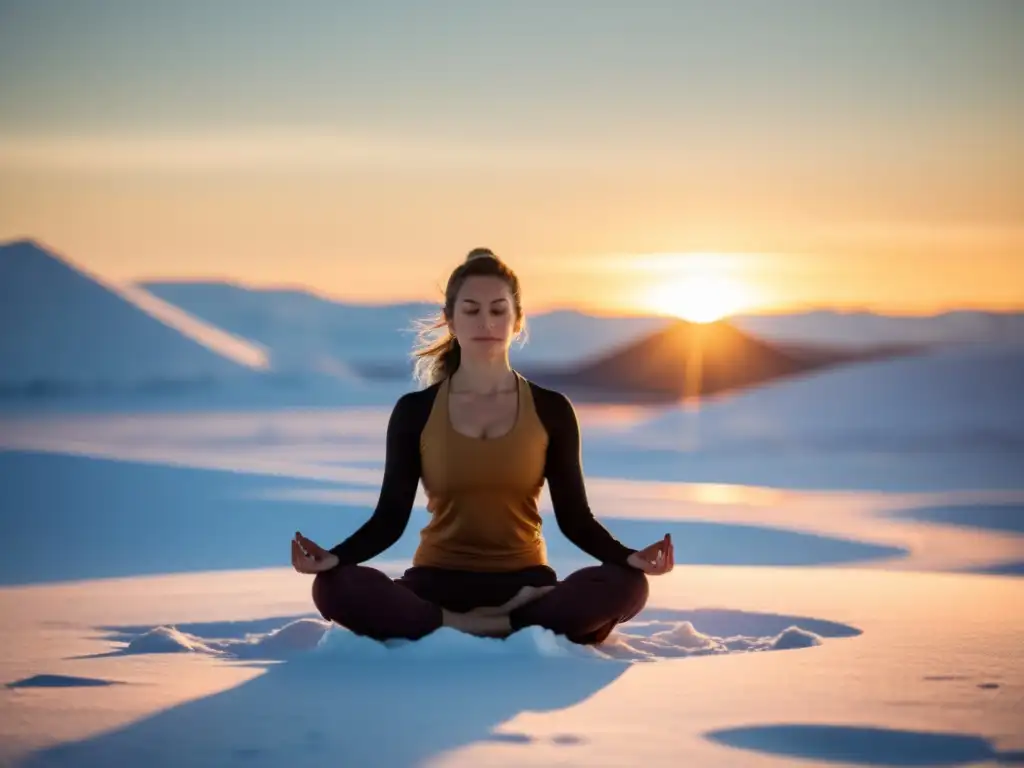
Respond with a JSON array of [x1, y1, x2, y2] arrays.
[[312, 562, 649, 645]]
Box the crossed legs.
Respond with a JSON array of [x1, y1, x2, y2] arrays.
[[312, 563, 648, 645]]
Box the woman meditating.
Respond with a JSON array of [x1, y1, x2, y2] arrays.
[[291, 248, 674, 645]]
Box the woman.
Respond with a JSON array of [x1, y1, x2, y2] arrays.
[[291, 248, 674, 645]]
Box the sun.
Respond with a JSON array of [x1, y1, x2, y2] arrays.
[[646, 273, 752, 323]]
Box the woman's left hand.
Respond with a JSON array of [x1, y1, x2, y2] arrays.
[[627, 534, 674, 575]]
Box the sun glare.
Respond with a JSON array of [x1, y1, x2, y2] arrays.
[[646, 272, 753, 323]]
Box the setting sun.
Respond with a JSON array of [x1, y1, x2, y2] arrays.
[[645, 272, 755, 323]]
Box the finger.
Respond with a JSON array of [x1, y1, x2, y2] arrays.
[[292, 540, 322, 573], [297, 533, 328, 558]]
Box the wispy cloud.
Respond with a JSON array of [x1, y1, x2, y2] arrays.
[[0, 132, 626, 174]]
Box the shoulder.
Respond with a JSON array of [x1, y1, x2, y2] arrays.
[[388, 382, 442, 429], [524, 377, 579, 428], [394, 381, 442, 409]]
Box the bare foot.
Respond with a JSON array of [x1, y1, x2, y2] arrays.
[[468, 586, 557, 618], [442, 609, 512, 638]]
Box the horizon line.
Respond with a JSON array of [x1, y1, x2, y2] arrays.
[[130, 274, 1024, 319], [4, 236, 1023, 320]]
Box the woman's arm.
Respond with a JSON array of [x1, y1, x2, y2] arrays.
[[538, 387, 636, 566], [328, 392, 426, 565]]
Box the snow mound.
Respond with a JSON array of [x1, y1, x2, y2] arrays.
[[315, 625, 580, 660], [125, 626, 216, 655], [122, 619, 332, 659], [594, 621, 824, 661], [115, 617, 829, 664], [249, 618, 333, 656], [770, 626, 824, 650]]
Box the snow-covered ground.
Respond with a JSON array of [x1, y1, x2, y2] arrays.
[[2, 344, 1022, 767]]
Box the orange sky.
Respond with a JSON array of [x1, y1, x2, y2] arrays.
[[2, 158, 1021, 318], [1, 3, 1021, 318]]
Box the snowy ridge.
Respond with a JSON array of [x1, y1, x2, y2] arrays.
[[0, 239, 267, 388]]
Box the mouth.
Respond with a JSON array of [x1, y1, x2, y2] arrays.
[[471, 337, 503, 342]]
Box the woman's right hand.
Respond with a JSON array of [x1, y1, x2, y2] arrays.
[[291, 531, 340, 574], [626, 534, 674, 575]]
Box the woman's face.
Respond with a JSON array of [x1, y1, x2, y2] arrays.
[[448, 275, 521, 358]]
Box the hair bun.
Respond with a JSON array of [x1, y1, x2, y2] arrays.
[[465, 247, 497, 263]]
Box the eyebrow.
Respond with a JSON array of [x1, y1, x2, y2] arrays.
[[460, 298, 508, 304]]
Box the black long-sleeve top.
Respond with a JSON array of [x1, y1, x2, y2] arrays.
[[330, 376, 635, 569]]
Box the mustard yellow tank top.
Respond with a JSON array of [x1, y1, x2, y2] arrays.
[[414, 373, 550, 571]]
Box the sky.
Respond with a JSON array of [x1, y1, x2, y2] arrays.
[[0, 0, 1022, 318]]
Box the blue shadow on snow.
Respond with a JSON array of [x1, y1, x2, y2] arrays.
[[1, 450, 906, 586], [705, 724, 1024, 766], [886, 503, 1024, 535], [17, 653, 625, 767]]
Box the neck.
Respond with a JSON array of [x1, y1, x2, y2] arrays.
[[451, 355, 515, 394]]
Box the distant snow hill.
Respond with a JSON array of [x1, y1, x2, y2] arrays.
[[0, 240, 268, 395], [141, 280, 932, 402], [144, 281, 1024, 373], [523, 319, 845, 402], [139, 280, 673, 373], [733, 309, 1024, 348], [631, 341, 1024, 454], [6, 238, 1015, 405]]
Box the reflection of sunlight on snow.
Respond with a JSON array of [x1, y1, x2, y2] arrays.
[[585, 478, 791, 507], [0, 409, 393, 483], [687, 483, 786, 507], [0, 409, 392, 446], [251, 487, 383, 507], [116, 283, 270, 370], [574, 404, 662, 433]]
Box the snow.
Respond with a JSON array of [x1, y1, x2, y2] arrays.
[[627, 343, 1024, 455], [1, 325, 1023, 766], [142, 282, 1024, 369], [0, 240, 267, 389], [554, 343, 1024, 495], [733, 308, 1024, 348], [139, 280, 675, 370]]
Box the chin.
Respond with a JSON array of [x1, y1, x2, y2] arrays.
[[464, 339, 509, 356]]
